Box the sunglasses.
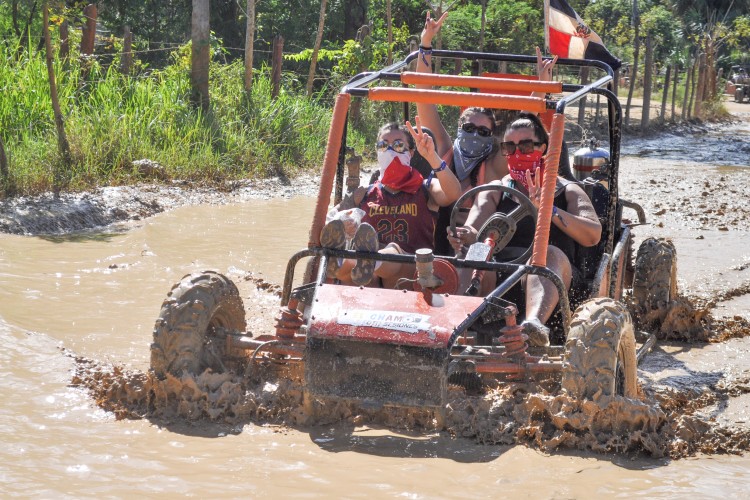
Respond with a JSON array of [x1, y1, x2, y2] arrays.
[[500, 139, 544, 155], [461, 122, 493, 137], [376, 139, 408, 154]]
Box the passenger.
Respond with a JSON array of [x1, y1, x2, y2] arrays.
[[416, 12, 559, 255], [449, 113, 602, 346], [321, 118, 461, 288]]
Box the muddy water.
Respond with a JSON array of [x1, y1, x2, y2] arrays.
[[4, 141, 750, 495]]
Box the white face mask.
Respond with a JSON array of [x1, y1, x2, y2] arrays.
[[377, 149, 411, 177]]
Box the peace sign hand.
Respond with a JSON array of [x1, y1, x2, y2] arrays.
[[406, 116, 437, 160], [421, 10, 448, 47]]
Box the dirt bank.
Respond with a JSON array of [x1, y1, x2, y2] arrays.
[[0, 175, 321, 235]]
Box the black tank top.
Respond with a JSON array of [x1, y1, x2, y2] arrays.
[[496, 179, 576, 264]]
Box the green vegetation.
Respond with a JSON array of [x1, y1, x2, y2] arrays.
[[0, 37, 341, 195], [0, 0, 748, 196]]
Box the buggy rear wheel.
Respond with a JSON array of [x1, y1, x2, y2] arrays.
[[632, 237, 677, 330], [736, 87, 745, 103], [562, 298, 638, 400], [150, 271, 246, 378]]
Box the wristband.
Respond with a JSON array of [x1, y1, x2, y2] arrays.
[[552, 206, 568, 227], [419, 45, 432, 66], [432, 160, 447, 173]]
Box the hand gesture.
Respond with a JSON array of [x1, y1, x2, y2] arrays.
[[536, 46, 558, 82], [525, 166, 543, 209], [421, 10, 448, 47], [406, 116, 436, 160]]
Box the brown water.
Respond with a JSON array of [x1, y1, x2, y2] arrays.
[[3, 164, 750, 496]]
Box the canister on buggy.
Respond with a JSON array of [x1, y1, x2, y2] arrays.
[[572, 138, 610, 186]]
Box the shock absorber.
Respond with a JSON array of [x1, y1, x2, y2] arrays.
[[496, 315, 528, 360], [275, 298, 304, 339]]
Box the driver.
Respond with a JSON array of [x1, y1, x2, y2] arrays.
[[449, 113, 602, 346]]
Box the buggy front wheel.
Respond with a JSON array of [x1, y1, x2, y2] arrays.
[[150, 271, 247, 378], [562, 298, 638, 401]]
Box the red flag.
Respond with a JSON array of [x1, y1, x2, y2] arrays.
[[544, 0, 622, 71]]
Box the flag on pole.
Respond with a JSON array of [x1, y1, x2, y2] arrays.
[[544, 0, 622, 71]]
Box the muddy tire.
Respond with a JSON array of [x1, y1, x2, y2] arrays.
[[150, 271, 246, 378], [632, 237, 677, 330], [562, 298, 638, 401]]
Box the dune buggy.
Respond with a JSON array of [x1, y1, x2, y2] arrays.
[[149, 50, 678, 413], [730, 65, 750, 103]]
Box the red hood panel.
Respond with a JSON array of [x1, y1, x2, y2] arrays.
[[307, 284, 484, 348]]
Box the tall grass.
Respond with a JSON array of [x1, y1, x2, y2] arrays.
[[0, 40, 341, 195]]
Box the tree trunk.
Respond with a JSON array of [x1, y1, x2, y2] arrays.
[[640, 35, 653, 130], [478, 0, 487, 74], [687, 58, 697, 119], [343, 0, 366, 40], [625, 0, 640, 126], [43, 2, 71, 197], [244, 0, 256, 92], [386, 0, 392, 65], [670, 64, 678, 121], [121, 26, 133, 75], [306, 0, 328, 97], [681, 59, 692, 121], [272, 35, 284, 99], [693, 52, 706, 119], [191, 0, 210, 111], [660, 63, 671, 123], [0, 134, 8, 189]]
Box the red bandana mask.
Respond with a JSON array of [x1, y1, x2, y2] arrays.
[[379, 155, 424, 194], [507, 150, 544, 191]]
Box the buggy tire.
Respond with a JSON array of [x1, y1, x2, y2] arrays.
[[632, 237, 677, 330], [562, 298, 638, 401], [736, 87, 745, 103], [150, 271, 246, 378]]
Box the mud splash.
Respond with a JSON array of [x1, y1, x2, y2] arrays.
[[67, 275, 750, 460]]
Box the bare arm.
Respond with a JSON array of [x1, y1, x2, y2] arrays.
[[532, 46, 558, 99], [335, 186, 367, 211], [553, 183, 602, 247], [407, 117, 460, 209], [415, 11, 452, 157]]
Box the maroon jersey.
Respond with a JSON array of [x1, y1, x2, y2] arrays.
[[360, 183, 438, 254]]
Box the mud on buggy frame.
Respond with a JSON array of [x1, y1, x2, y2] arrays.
[[146, 51, 652, 411]]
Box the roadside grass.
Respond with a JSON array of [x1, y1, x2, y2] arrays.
[[0, 42, 357, 196]]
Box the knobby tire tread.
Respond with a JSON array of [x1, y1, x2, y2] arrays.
[[150, 271, 246, 378]]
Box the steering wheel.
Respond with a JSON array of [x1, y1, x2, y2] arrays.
[[449, 184, 538, 264]]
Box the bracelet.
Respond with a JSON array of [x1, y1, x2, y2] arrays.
[[552, 206, 568, 227], [432, 160, 447, 173], [419, 45, 432, 66]]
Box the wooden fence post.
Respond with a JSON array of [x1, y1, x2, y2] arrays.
[[80, 4, 97, 56], [191, 0, 210, 111], [121, 26, 133, 75], [272, 34, 284, 99], [59, 19, 69, 62]]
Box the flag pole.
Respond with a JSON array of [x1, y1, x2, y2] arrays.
[[543, 0, 550, 53]]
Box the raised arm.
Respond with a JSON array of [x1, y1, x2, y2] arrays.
[[532, 46, 558, 99], [415, 11, 452, 157], [407, 117, 460, 208]]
